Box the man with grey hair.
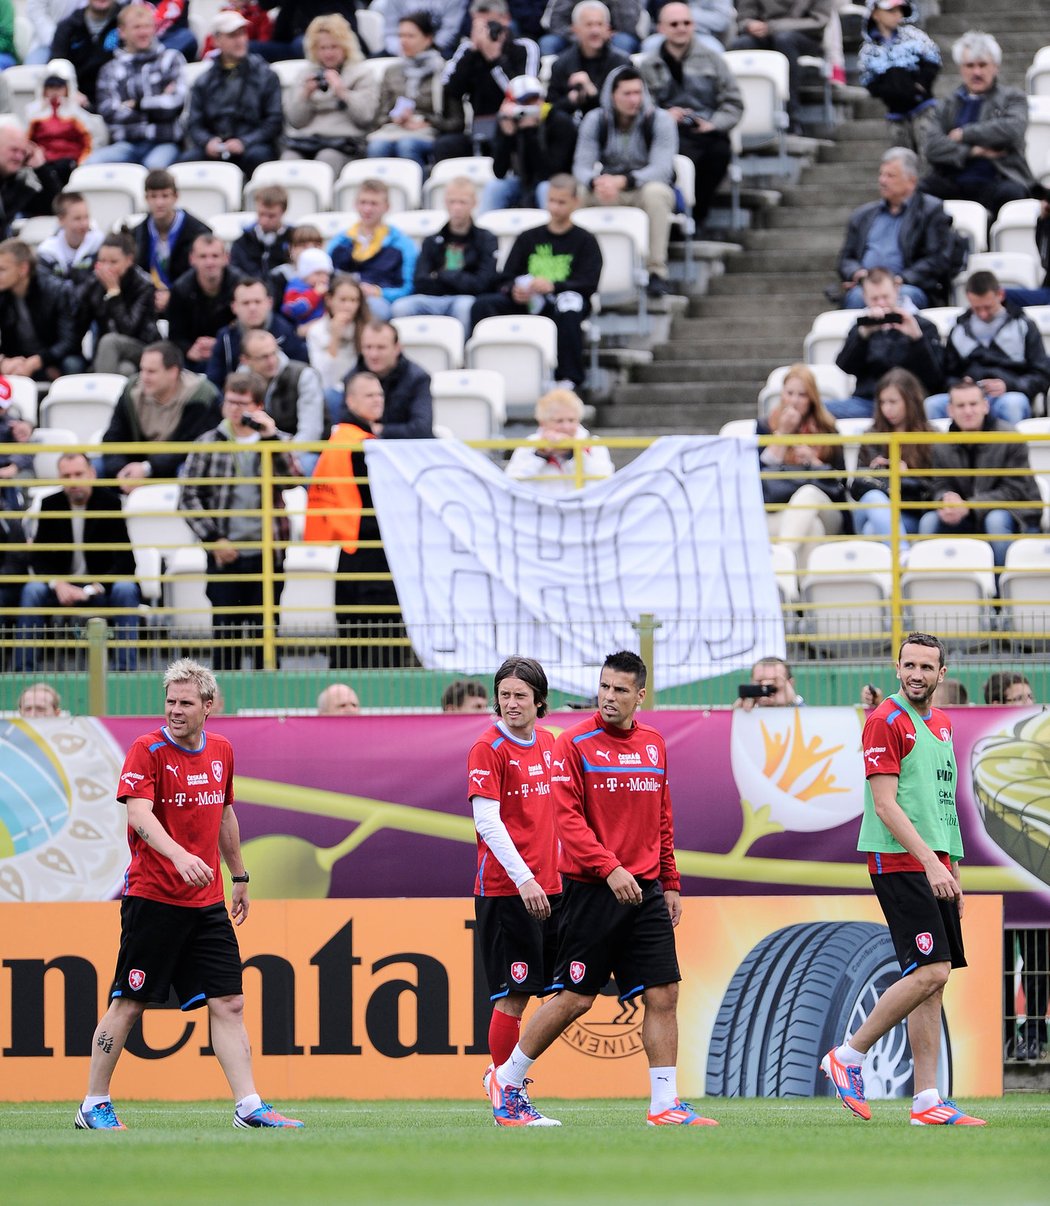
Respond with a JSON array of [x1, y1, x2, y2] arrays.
[[836, 146, 954, 309], [541, 0, 642, 56], [920, 30, 1034, 219]]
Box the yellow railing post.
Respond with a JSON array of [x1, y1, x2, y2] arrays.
[[260, 445, 277, 671], [887, 431, 905, 657], [85, 617, 108, 716], [632, 612, 662, 708]]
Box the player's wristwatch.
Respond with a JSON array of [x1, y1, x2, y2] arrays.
[[231, 872, 250, 883]]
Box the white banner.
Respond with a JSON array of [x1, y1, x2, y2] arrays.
[[364, 436, 785, 694]]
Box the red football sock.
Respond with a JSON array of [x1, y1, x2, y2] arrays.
[[488, 1008, 521, 1067]]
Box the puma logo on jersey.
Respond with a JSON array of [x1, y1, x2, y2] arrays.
[[594, 750, 611, 761], [552, 759, 566, 770], [165, 764, 180, 778]]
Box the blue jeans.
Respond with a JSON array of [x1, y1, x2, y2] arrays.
[[479, 176, 527, 214], [367, 137, 432, 169], [88, 140, 181, 169], [366, 295, 392, 320], [827, 396, 874, 420], [854, 487, 920, 547], [924, 391, 1031, 424], [160, 27, 197, 60], [917, 506, 1020, 568], [15, 579, 141, 671], [843, 282, 928, 309], [391, 292, 476, 333], [1004, 287, 1050, 308]]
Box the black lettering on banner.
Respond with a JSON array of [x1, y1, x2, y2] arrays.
[[3, 957, 98, 1057], [365, 955, 456, 1057], [126, 1016, 196, 1060], [464, 919, 490, 1056], [242, 954, 304, 1055], [310, 919, 362, 1055]]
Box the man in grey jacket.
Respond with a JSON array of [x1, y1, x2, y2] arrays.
[[640, 3, 742, 227], [573, 65, 678, 295], [920, 30, 1034, 219], [239, 328, 326, 473]]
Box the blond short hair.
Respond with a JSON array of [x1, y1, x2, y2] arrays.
[[535, 387, 583, 424], [163, 659, 217, 704]]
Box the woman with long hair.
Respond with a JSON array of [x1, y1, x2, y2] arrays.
[[307, 272, 372, 422], [849, 367, 932, 547], [757, 364, 847, 559]]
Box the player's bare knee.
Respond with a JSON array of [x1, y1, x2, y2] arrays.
[[108, 997, 146, 1026], [642, 982, 678, 1013], [560, 990, 596, 1020], [914, 961, 950, 993], [207, 993, 246, 1021]]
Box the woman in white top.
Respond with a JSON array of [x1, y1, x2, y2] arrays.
[[307, 272, 372, 422], [505, 388, 613, 494]]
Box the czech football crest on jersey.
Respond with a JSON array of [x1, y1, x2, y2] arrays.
[[570, 960, 586, 984], [646, 744, 659, 766], [212, 760, 223, 782], [510, 961, 528, 983], [128, 968, 146, 990], [916, 931, 934, 955]]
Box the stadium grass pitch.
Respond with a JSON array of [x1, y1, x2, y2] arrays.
[[3, 1096, 1048, 1206]]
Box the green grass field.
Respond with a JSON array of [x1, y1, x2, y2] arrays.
[[3, 1097, 1049, 1206]]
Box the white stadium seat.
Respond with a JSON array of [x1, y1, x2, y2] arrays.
[[245, 160, 334, 222], [999, 537, 1050, 641], [334, 158, 423, 213], [800, 540, 892, 654], [385, 209, 448, 247], [170, 160, 245, 216], [475, 208, 549, 270], [430, 370, 507, 440], [67, 163, 148, 230], [423, 157, 494, 210], [391, 316, 465, 375], [278, 543, 341, 639], [465, 316, 558, 422], [38, 374, 126, 442], [943, 199, 988, 254], [802, 309, 858, 365], [901, 537, 996, 646], [989, 198, 1041, 258]]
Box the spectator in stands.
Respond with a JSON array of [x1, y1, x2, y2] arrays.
[[37, 191, 105, 294], [831, 266, 944, 419], [0, 125, 67, 240], [51, 0, 124, 109], [24, 1, 85, 66], [282, 14, 378, 176], [305, 371, 403, 670], [382, 0, 469, 60], [238, 328, 327, 459], [573, 66, 677, 297], [983, 670, 1035, 707], [90, 4, 187, 170], [437, 0, 540, 162], [78, 229, 159, 375], [734, 656, 803, 710], [858, 0, 940, 149], [757, 364, 846, 559], [327, 180, 418, 321], [280, 247, 333, 337], [369, 13, 462, 170], [931, 677, 968, 707], [545, 2, 631, 176], [0, 238, 81, 381], [920, 30, 1035, 220], [641, 1, 737, 56], [101, 340, 221, 489], [347, 321, 434, 439], [0, 385, 34, 498], [182, 11, 283, 177], [201, 2, 274, 61], [834, 148, 954, 310], [152, 0, 197, 60], [917, 379, 1042, 567], [230, 185, 294, 282], [392, 177, 499, 333], [267, 223, 324, 310], [1003, 193, 1050, 309], [848, 367, 933, 548], [181, 369, 295, 671], [317, 682, 361, 715], [17, 682, 63, 718], [133, 169, 211, 317], [472, 174, 603, 391], [167, 233, 244, 374], [543, 0, 640, 55], [505, 386, 614, 492], [479, 74, 552, 212], [255, 1, 361, 64], [15, 452, 141, 673], [640, 3, 742, 229], [731, 0, 834, 132], [309, 275, 371, 422], [24, 61, 103, 167], [442, 678, 490, 711], [206, 276, 309, 388], [926, 270, 1050, 425]]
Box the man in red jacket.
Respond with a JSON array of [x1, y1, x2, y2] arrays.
[[488, 649, 718, 1127]]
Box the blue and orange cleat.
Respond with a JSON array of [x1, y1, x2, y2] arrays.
[[910, 1099, 986, 1126], [647, 1099, 719, 1126], [490, 1077, 561, 1127], [482, 1063, 494, 1100], [233, 1103, 304, 1129], [74, 1102, 126, 1130], [820, 1048, 871, 1120]]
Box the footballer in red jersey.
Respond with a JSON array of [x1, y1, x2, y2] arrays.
[[468, 657, 562, 1103], [75, 659, 302, 1133], [487, 651, 717, 1129]]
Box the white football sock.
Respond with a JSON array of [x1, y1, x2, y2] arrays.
[[835, 1042, 865, 1065], [649, 1066, 678, 1112], [913, 1088, 940, 1113], [497, 1044, 534, 1089], [82, 1094, 111, 1110], [236, 1093, 262, 1116]]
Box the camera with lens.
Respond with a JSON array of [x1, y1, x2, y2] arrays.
[[487, 19, 506, 39], [240, 413, 267, 432], [738, 683, 777, 700], [314, 70, 329, 93]]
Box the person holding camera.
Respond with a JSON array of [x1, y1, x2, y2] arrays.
[[181, 370, 296, 671], [545, 2, 631, 175], [479, 75, 551, 212], [182, 10, 283, 177], [734, 657, 802, 710], [436, 0, 540, 161], [640, 3, 742, 229], [283, 14, 379, 176], [829, 267, 944, 420]]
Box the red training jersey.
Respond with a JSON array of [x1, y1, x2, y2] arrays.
[[551, 712, 680, 890], [117, 726, 235, 907], [468, 723, 560, 896], [862, 696, 953, 874]]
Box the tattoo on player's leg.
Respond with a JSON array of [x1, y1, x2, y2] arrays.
[[97, 1030, 114, 1054]]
